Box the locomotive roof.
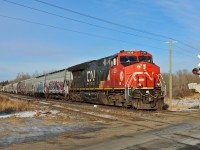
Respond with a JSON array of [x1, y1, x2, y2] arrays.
[[37, 50, 150, 74], [68, 60, 95, 72], [68, 53, 118, 72]]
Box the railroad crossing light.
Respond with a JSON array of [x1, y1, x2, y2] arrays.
[[192, 68, 200, 75]]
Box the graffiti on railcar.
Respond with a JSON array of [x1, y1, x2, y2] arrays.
[[46, 81, 64, 94], [17, 82, 25, 93], [37, 82, 43, 93]]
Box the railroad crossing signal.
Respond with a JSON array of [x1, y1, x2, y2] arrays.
[[192, 55, 200, 75], [192, 68, 200, 75]]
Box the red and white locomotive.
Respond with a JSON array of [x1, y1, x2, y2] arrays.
[[68, 50, 165, 109]]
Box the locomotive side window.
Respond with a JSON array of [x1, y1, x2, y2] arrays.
[[120, 56, 137, 66], [138, 56, 152, 63], [111, 58, 118, 66], [113, 58, 117, 65]]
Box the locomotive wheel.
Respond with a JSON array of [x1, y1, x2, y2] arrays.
[[157, 98, 164, 110], [113, 101, 116, 106], [99, 93, 109, 105], [150, 100, 156, 108], [131, 99, 139, 109]]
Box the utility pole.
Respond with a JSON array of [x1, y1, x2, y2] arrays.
[[169, 39, 173, 103]]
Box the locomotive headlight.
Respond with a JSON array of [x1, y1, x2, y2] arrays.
[[143, 64, 146, 70], [138, 83, 143, 88], [156, 82, 161, 87]]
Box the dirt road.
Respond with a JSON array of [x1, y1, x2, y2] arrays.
[[1, 98, 200, 150]]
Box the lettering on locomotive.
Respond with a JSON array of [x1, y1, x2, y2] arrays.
[[87, 70, 95, 84]]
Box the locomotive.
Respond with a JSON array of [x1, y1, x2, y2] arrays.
[[2, 50, 165, 110], [68, 50, 165, 109]]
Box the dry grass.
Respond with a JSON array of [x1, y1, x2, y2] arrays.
[[164, 95, 200, 110], [184, 93, 200, 100], [0, 95, 34, 113]]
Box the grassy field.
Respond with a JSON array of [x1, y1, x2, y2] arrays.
[[0, 95, 34, 113]]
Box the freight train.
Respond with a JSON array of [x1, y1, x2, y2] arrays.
[[2, 50, 165, 110]]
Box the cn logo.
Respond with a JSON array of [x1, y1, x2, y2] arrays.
[[87, 70, 95, 82], [133, 72, 154, 81]]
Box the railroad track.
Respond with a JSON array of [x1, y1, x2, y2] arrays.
[[35, 99, 187, 131], [1, 93, 167, 130], [2, 92, 200, 131], [2, 92, 200, 149]]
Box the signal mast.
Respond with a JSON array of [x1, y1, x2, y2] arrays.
[[192, 55, 200, 75]]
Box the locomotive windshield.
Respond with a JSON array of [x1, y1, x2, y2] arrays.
[[120, 56, 137, 66], [138, 56, 152, 63], [120, 55, 153, 66]]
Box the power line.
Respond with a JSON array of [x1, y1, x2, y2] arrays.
[[0, 14, 168, 51], [4, 1, 198, 54], [3, 0, 198, 52], [34, 0, 170, 39], [173, 45, 196, 56], [34, 0, 199, 52], [175, 40, 199, 53], [2, 0, 165, 42], [173, 45, 198, 56]]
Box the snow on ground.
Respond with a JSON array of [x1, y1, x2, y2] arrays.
[[84, 112, 117, 119], [0, 113, 13, 118], [173, 99, 200, 106], [52, 104, 64, 108], [0, 110, 60, 119], [0, 120, 100, 147], [50, 110, 60, 114], [15, 111, 36, 118], [39, 101, 50, 105], [168, 99, 200, 111]]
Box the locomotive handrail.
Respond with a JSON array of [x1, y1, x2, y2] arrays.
[[125, 74, 133, 88], [125, 73, 134, 100]]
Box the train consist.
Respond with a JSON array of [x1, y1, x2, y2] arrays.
[[2, 50, 165, 110]]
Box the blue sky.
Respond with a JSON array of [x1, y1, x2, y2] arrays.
[[0, 0, 200, 81]]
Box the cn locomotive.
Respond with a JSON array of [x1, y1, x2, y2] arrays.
[[2, 50, 165, 110], [68, 50, 165, 109]]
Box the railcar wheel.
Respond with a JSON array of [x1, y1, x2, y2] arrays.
[[65, 94, 70, 101], [45, 94, 49, 100]]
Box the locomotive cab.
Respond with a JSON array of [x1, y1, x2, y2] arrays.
[[109, 50, 164, 109]]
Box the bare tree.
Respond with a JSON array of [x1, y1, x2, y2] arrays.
[[15, 72, 30, 82], [162, 69, 200, 98]]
